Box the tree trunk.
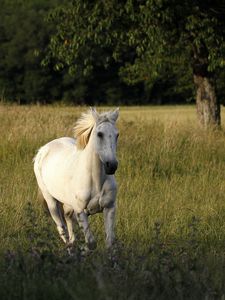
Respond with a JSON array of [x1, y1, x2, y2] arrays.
[[192, 43, 221, 128], [194, 74, 220, 128]]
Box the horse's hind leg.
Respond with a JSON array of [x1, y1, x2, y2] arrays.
[[41, 190, 68, 243], [63, 204, 76, 245], [76, 212, 97, 250]]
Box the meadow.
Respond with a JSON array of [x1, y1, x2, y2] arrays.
[[1, 105, 225, 299]]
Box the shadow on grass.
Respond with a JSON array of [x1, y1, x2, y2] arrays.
[[0, 203, 224, 300]]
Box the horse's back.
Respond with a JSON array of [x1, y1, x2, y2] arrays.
[[45, 137, 76, 151], [52, 137, 76, 147], [34, 137, 76, 170], [34, 137, 78, 202]]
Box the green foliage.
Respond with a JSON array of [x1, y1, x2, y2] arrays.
[[45, 1, 129, 74], [46, 0, 225, 105], [0, 0, 147, 104], [2, 0, 225, 104], [0, 0, 67, 103]]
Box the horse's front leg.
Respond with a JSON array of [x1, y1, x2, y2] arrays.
[[103, 204, 116, 249], [76, 211, 97, 250], [85, 193, 102, 215], [100, 181, 117, 248]]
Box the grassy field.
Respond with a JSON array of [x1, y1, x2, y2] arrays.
[[1, 104, 225, 299]]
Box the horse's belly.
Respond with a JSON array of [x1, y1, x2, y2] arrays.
[[41, 145, 91, 210], [42, 157, 72, 204]]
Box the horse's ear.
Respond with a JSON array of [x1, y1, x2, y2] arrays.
[[109, 107, 119, 123], [90, 107, 99, 122]]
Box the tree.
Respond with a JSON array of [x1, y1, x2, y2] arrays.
[[0, 0, 66, 103], [45, 0, 225, 127], [133, 0, 225, 127]]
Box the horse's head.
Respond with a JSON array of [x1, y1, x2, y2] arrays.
[[91, 108, 119, 175]]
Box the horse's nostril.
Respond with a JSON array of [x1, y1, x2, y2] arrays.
[[104, 161, 118, 175]]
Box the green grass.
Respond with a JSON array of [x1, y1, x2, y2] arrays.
[[1, 104, 225, 299]]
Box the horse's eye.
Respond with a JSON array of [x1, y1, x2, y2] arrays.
[[116, 133, 119, 140], [97, 132, 103, 138]]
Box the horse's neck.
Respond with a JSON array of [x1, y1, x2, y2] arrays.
[[84, 132, 105, 193], [91, 152, 104, 192]]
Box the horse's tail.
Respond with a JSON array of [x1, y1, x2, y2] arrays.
[[33, 145, 50, 210], [37, 188, 50, 214]]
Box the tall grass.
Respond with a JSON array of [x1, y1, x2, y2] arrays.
[[1, 105, 225, 299]]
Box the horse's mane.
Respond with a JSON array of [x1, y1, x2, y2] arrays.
[[74, 110, 113, 149], [74, 111, 96, 149]]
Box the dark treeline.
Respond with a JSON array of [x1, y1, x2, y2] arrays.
[[0, 0, 225, 106]]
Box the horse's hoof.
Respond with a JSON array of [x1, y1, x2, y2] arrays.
[[87, 239, 97, 250], [67, 247, 74, 256]]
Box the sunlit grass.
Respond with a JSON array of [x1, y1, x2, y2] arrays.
[[2, 104, 225, 298], [1, 105, 225, 251]]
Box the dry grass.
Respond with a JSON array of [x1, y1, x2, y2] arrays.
[[1, 104, 225, 298], [1, 105, 225, 250]]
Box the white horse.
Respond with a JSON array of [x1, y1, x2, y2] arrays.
[[33, 108, 119, 249]]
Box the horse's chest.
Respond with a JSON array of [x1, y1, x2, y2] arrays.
[[72, 178, 92, 201], [67, 170, 104, 211], [68, 177, 94, 204]]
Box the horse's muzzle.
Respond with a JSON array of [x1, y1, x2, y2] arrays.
[[104, 160, 118, 175]]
